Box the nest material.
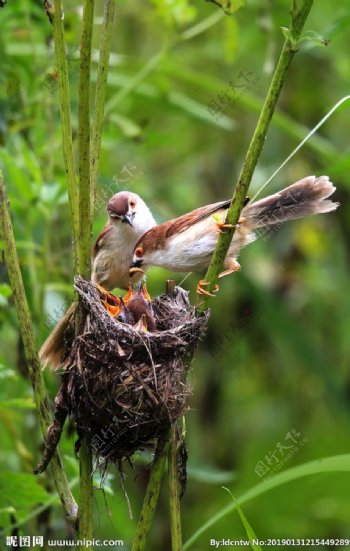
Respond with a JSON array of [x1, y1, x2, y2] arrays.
[[36, 277, 208, 471]]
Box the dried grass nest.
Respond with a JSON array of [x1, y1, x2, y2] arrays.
[[36, 277, 209, 471]]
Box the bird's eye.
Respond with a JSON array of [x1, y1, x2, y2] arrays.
[[135, 247, 143, 258], [129, 200, 136, 208]]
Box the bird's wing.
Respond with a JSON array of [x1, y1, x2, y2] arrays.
[[164, 200, 231, 238], [92, 222, 112, 259]]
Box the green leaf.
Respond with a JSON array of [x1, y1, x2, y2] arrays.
[[188, 465, 236, 484], [109, 113, 142, 139], [0, 364, 18, 381], [0, 283, 12, 299], [150, 0, 197, 27], [222, 487, 262, 551], [184, 454, 350, 550], [0, 397, 35, 410], [207, 0, 245, 16], [299, 30, 331, 47], [0, 472, 50, 524]]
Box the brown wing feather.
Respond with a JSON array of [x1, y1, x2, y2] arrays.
[[137, 200, 231, 252], [92, 222, 112, 259], [165, 200, 231, 238]]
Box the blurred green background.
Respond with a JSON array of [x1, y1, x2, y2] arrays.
[[1, 0, 350, 549]]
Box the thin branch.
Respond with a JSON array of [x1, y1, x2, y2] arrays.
[[131, 433, 172, 551], [90, 0, 115, 216], [197, 0, 314, 310], [0, 171, 78, 524], [51, 0, 80, 273], [168, 425, 182, 551], [77, 0, 95, 546], [78, 0, 94, 279], [78, 440, 93, 549]]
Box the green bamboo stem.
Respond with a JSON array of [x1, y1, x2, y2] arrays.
[[51, 0, 80, 273], [77, 0, 95, 546], [197, 0, 314, 310], [168, 425, 182, 551], [78, 0, 94, 279], [78, 440, 93, 551], [131, 433, 172, 551], [90, 0, 115, 216], [0, 172, 78, 524]]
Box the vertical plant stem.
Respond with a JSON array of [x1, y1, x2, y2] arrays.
[[197, 0, 314, 310], [78, 0, 94, 279], [78, 440, 93, 549], [0, 172, 78, 524], [51, 0, 79, 273], [168, 425, 182, 551], [77, 0, 95, 547], [90, 0, 115, 215], [131, 433, 172, 551]]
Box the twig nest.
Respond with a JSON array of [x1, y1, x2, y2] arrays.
[[63, 277, 208, 463]]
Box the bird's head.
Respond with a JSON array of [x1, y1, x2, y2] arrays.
[[107, 191, 156, 234]]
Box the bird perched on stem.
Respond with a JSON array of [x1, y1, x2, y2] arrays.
[[129, 176, 339, 296], [40, 191, 156, 369]]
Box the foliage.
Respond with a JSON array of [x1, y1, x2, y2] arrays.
[[1, 0, 350, 549]]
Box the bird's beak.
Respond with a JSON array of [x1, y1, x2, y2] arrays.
[[129, 267, 145, 276], [129, 260, 145, 276], [122, 213, 133, 227]]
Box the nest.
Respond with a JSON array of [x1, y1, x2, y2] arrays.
[[35, 277, 208, 472]]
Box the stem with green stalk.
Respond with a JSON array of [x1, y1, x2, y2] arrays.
[[131, 433, 172, 551], [78, 0, 94, 279], [51, 0, 80, 273], [90, 0, 115, 215], [0, 171, 78, 524], [168, 425, 182, 551], [197, 0, 314, 309], [77, 0, 95, 546]]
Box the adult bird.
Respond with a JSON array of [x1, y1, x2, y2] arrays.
[[40, 191, 156, 369], [129, 176, 339, 295]]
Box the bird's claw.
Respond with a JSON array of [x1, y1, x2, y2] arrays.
[[218, 260, 241, 278], [216, 221, 235, 234], [96, 284, 122, 317], [196, 279, 219, 297]]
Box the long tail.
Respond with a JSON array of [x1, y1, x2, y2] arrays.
[[242, 175, 338, 229], [39, 303, 76, 370]]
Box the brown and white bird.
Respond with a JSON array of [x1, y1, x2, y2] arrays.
[[129, 176, 338, 294], [40, 191, 156, 369]]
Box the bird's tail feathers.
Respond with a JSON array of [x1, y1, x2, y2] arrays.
[[39, 303, 76, 370], [242, 175, 338, 230]]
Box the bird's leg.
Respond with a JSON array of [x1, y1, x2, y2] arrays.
[[216, 221, 235, 233], [96, 283, 117, 303], [213, 213, 246, 234], [96, 284, 122, 317], [218, 258, 241, 279], [196, 279, 219, 297]]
